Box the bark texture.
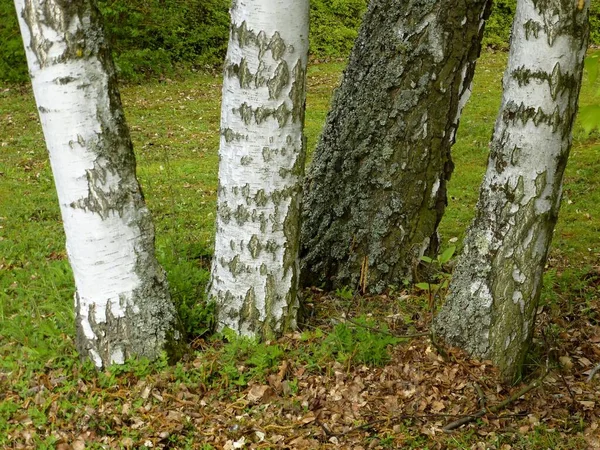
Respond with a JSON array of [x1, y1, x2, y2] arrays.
[[15, 0, 184, 368], [208, 0, 309, 337], [434, 0, 590, 380], [301, 0, 492, 293]]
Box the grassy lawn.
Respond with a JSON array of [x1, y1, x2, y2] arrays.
[[0, 51, 599, 448]]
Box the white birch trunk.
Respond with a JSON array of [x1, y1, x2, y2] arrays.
[[14, 0, 183, 368], [434, 0, 590, 380], [208, 0, 309, 337]]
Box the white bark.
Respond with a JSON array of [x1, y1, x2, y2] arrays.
[[434, 0, 590, 380], [208, 0, 309, 337], [14, 0, 182, 367]]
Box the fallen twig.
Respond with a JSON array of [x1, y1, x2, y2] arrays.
[[442, 371, 548, 431], [343, 316, 429, 339], [588, 362, 600, 382]]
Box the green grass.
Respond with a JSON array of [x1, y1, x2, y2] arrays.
[[0, 51, 599, 448]]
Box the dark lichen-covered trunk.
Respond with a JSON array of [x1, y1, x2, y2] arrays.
[[301, 0, 492, 293], [433, 0, 589, 381], [15, 0, 185, 368]]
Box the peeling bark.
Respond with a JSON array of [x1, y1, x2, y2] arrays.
[[301, 0, 492, 293], [14, 0, 184, 368], [434, 0, 590, 381], [208, 0, 309, 338]]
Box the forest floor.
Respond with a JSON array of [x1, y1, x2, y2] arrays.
[[1, 51, 599, 449]]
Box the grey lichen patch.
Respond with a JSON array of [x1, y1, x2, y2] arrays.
[[255, 189, 268, 207], [262, 146, 276, 162], [56, 75, 76, 84], [289, 61, 307, 124], [223, 128, 246, 143], [523, 19, 542, 40], [274, 103, 291, 128], [534, 171, 547, 196], [267, 61, 290, 100], [255, 106, 274, 124], [234, 103, 291, 127], [248, 234, 262, 259], [228, 254, 249, 276], [502, 101, 566, 134], [269, 32, 286, 61], [265, 239, 280, 256], [241, 183, 251, 203], [219, 202, 233, 224], [511, 63, 576, 100], [239, 287, 260, 333], [262, 274, 279, 339], [235, 103, 254, 125], [240, 155, 253, 166], [227, 57, 254, 89], [232, 20, 264, 51], [234, 204, 251, 225]]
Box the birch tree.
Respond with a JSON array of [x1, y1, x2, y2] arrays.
[[207, 0, 309, 337], [301, 0, 492, 293], [14, 0, 184, 368], [434, 0, 590, 380]]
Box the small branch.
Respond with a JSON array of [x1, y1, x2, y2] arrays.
[[588, 362, 600, 382], [557, 367, 577, 403], [474, 382, 486, 409], [443, 371, 548, 432], [343, 316, 428, 339]]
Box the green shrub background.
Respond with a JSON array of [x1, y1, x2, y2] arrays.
[[1, 0, 599, 83]]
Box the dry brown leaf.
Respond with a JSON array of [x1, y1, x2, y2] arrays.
[[247, 384, 276, 404]]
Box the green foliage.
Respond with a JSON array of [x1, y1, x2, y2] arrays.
[[212, 331, 285, 387], [579, 53, 600, 134], [162, 253, 215, 339], [310, 0, 367, 58], [482, 0, 516, 50], [320, 315, 401, 366], [2, 0, 599, 83], [590, 2, 600, 46], [96, 0, 230, 82], [0, 0, 27, 83], [335, 285, 354, 300]]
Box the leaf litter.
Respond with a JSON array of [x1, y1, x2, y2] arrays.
[[1, 285, 599, 449]]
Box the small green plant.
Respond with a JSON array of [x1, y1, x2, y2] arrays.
[[335, 285, 354, 300], [211, 330, 285, 388], [416, 245, 456, 312], [320, 315, 401, 367]]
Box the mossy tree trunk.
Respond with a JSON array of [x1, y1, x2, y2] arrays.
[[14, 0, 184, 368], [207, 0, 309, 337], [301, 0, 492, 293], [433, 0, 590, 381]]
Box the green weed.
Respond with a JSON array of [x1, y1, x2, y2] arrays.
[[319, 315, 401, 367]]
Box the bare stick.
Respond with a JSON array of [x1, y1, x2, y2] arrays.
[[588, 363, 600, 382], [443, 371, 548, 432]]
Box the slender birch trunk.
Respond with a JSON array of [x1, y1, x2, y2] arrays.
[[300, 0, 492, 293], [434, 0, 590, 381], [14, 0, 184, 368], [207, 0, 309, 337]]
